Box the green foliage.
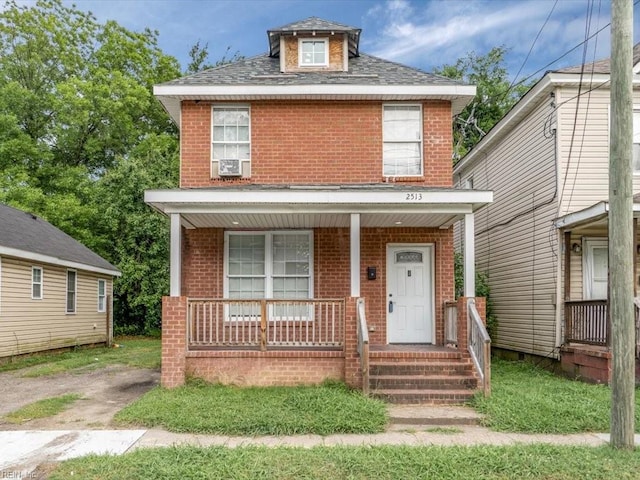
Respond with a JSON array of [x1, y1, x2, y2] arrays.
[[186, 41, 244, 74], [454, 252, 497, 339], [115, 381, 388, 435], [0, 0, 182, 332], [434, 46, 533, 160], [51, 445, 640, 480], [4, 393, 81, 423], [473, 359, 640, 433]]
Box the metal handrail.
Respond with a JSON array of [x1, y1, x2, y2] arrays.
[[356, 298, 370, 395], [468, 298, 491, 397]]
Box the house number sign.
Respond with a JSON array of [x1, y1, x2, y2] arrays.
[[405, 193, 423, 201]]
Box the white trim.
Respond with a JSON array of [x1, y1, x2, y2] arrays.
[[97, 278, 106, 313], [0, 246, 119, 277], [31, 265, 43, 300], [279, 35, 286, 72], [582, 237, 608, 300], [145, 188, 493, 209], [154, 83, 477, 99], [350, 213, 360, 297], [382, 103, 423, 177], [298, 38, 328, 67], [66, 269, 77, 314], [342, 34, 348, 71], [463, 213, 475, 297], [170, 213, 182, 297], [223, 230, 314, 300]]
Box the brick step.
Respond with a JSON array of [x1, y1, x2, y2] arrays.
[[370, 374, 478, 390], [369, 350, 466, 360], [370, 361, 474, 376], [372, 388, 476, 405]]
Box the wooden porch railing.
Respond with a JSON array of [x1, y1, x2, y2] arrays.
[[356, 298, 370, 395], [468, 298, 491, 397], [188, 299, 344, 350], [444, 301, 458, 347], [564, 300, 609, 346]]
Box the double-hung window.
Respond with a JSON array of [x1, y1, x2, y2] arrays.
[[633, 110, 640, 173], [212, 106, 250, 175], [97, 279, 106, 313], [383, 105, 423, 176], [32, 266, 43, 300], [66, 270, 76, 314], [299, 39, 328, 66], [226, 231, 313, 317]]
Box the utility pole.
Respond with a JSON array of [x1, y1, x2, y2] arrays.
[[609, 0, 635, 449]]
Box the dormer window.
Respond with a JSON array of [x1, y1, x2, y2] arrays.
[[299, 39, 328, 67]]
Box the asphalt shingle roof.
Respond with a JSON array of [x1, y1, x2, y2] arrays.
[[0, 203, 118, 273], [159, 53, 467, 88], [553, 43, 640, 74]]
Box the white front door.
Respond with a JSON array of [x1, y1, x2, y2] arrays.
[[583, 238, 608, 299], [386, 245, 434, 343]]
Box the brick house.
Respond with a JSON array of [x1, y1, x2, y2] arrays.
[[145, 17, 493, 403]]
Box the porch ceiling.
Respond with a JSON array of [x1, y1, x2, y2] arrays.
[[145, 185, 493, 229], [555, 200, 640, 231]]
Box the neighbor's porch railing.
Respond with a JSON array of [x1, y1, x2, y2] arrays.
[[188, 298, 344, 350], [356, 298, 370, 395], [468, 298, 491, 396], [564, 300, 609, 346]]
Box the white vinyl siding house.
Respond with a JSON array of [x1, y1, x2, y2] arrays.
[[455, 93, 558, 357]]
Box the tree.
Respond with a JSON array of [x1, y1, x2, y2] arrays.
[[434, 46, 533, 161], [0, 0, 182, 332], [186, 41, 244, 74]]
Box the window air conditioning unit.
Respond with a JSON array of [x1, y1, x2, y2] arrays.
[[219, 158, 241, 176]]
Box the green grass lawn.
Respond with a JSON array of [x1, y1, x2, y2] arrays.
[[0, 336, 160, 377], [49, 445, 640, 480], [4, 393, 81, 424], [115, 379, 387, 435], [473, 359, 640, 433]]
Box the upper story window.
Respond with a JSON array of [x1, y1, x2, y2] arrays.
[[212, 106, 250, 176], [383, 105, 423, 177], [299, 39, 328, 67], [633, 110, 640, 173], [32, 266, 43, 300]]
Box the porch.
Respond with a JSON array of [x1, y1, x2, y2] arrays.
[[556, 201, 640, 383], [146, 185, 493, 400]]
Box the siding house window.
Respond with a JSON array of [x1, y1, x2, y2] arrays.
[[32, 266, 43, 300], [226, 231, 312, 301], [212, 106, 250, 175], [299, 39, 328, 66], [97, 279, 106, 312], [633, 110, 640, 173], [383, 105, 423, 176], [66, 270, 77, 313]]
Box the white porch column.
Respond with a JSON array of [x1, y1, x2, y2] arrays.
[[170, 213, 182, 297], [464, 213, 476, 298], [350, 213, 360, 297]]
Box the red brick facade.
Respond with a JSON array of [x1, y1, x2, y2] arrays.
[[180, 100, 453, 188]]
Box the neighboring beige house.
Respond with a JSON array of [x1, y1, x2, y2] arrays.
[[453, 45, 640, 383], [0, 204, 120, 357]]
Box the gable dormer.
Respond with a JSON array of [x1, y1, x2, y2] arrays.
[[267, 17, 361, 73]]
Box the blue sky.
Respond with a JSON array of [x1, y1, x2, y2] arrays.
[[61, 0, 640, 83]]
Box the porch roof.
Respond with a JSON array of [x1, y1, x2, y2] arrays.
[[554, 198, 640, 230], [145, 184, 493, 229]]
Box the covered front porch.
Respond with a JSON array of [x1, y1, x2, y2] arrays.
[[555, 200, 640, 383], [146, 184, 492, 399]]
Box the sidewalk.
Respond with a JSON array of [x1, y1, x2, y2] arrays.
[[2, 404, 639, 475]]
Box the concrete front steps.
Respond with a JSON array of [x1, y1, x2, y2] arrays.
[[369, 348, 479, 405]]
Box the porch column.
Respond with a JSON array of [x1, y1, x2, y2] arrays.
[[463, 213, 476, 298], [170, 213, 182, 297], [350, 213, 360, 297]]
